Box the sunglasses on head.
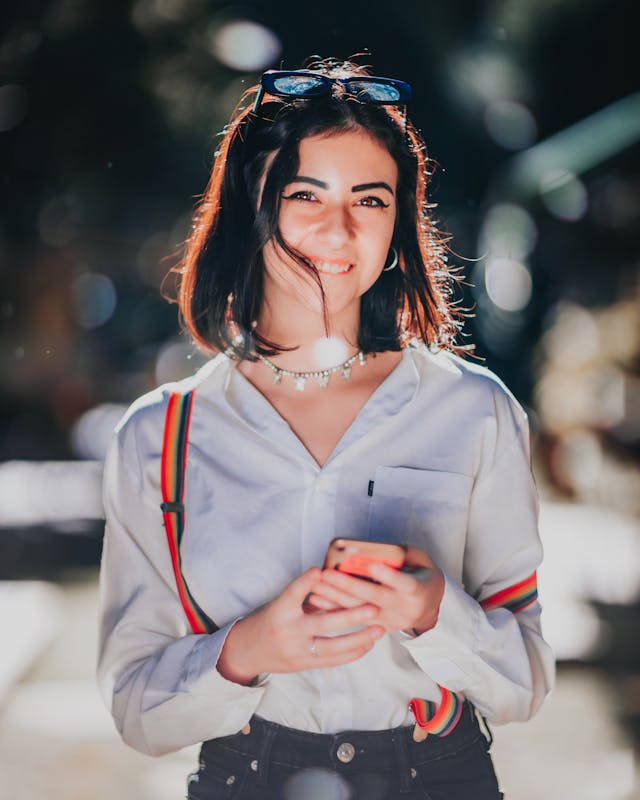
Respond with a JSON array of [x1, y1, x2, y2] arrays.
[[252, 69, 412, 114]]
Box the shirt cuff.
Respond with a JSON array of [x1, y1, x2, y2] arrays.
[[399, 573, 480, 692], [183, 619, 269, 733]]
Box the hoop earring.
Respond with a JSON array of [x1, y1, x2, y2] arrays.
[[382, 246, 398, 272]]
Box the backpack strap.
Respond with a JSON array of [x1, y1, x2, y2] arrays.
[[160, 390, 217, 635]]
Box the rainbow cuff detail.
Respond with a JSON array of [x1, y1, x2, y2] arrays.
[[480, 572, 538, 614], [409, 686, 463, 736]]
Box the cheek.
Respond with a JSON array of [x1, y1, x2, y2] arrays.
[[368, 220, 396, 262], [262, 241, 290, 278], [277, 208, 309, 246], [262, 241, 315, 289]]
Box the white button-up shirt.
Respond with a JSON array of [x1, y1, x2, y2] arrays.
[[97, 343, 555, 756]]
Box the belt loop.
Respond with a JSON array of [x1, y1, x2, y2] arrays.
[[255, 721, 276, 787], [391, 730, 412, 793]]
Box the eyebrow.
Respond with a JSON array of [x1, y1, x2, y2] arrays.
[[290, 176, 395, 196]]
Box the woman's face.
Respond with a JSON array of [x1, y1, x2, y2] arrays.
[[260, 129, 398, 324]]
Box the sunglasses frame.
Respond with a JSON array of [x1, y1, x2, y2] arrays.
[[252, 69, 412, 115]]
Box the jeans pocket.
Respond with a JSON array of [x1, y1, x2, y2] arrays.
[[187, 747, 250, 800], [413, 737, 503, 800]]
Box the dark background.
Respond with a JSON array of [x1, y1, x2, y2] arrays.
[[1, 0, 639, 548]]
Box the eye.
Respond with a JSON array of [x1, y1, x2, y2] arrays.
[[281, 190, 317, 202], [357, 196, 390, 208]]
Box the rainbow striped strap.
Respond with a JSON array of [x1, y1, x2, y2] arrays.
[[409, 686, 463, 736], [161, 390, 217, 635], [479, 572, 538, 614]]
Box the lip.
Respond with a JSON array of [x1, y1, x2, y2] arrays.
[[311, 259, 355, 275]]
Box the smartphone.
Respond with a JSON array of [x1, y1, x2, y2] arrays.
[[323, 538, 406, 581]]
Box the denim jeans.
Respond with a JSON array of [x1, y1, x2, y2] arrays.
[[186, 702, 503, 800]]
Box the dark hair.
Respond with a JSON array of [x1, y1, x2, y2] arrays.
[[174, 57, 468, 359]]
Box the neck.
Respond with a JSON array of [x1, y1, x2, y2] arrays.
[[254, 298, 361, 372]]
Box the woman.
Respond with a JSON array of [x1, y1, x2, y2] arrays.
[[97, 57, 554, 799]]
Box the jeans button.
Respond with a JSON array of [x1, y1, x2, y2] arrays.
[[336, 742, 356, 763]]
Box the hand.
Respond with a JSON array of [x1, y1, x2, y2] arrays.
[[309, 546, 445, 636], [216, 568, 386, 685]]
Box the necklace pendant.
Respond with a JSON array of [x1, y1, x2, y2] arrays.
[[317, 373, 330, 388], [272, 370, 283, 385], [341, 365, 352, 381], [294, 376, 307, 391]]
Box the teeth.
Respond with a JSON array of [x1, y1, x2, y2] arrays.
[[316, 262, 352, 274]]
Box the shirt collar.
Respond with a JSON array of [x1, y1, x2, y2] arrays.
[[221, 347, 420, 468]]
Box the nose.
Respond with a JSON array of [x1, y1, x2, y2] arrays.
[[316, 203, 355, 249]]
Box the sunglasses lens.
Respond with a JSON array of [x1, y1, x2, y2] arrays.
[[270, 75, 327, 97], [346, 80, 403, 102]]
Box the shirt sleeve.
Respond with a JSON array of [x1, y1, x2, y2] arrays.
[[401, 393, 555, 724], [97, 414, 268, 756]]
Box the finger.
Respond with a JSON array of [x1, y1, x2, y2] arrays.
[[368, 562, 419, 592], [311, 582, 363, 609], [311, 625, 385, 660], [321, 569, 394, 605], [304, 593, 342, 611], [281, 567, 323, 607], [313, 630, 387, 668], [310, 603, 380, 635]]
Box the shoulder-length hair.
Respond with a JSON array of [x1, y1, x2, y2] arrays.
[[173, 57, 468, 359]]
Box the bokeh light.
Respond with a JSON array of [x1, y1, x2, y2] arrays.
[[484, 98, 537, 150], [155, 339, 207, 385], [70, 404, 128, 460], [539, 169, 588, 221], [484, 257, 533, 312], [539, 302, 600, 368], [0, 461, 103, 526], [208, 19, 281, 72], [479, 203, 538, 261], [148, 54, 209, 131], [312, 337, 349, 369], [131, 0, 201, 32], [72, 272, 117, 329], [283, 768, 351, 800], [445, 45, 529, 113]]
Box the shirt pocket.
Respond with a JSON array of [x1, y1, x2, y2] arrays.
[[367, 466, 473, 577]]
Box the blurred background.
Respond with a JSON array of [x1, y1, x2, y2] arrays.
[[1, 1, 639, 798]]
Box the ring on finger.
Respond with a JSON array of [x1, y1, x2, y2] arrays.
[[310, 638, 318, 658]]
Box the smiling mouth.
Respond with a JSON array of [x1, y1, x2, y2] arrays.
[[313, 261, 354, 275]]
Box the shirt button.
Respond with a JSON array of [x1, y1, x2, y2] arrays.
[[336, 742, 356, 763], [410, 768, 417, 779], [250, 759, 259, 772], [226, 775, 236, 785]]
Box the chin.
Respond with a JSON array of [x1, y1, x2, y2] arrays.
[[302, 294, 360, 319]]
